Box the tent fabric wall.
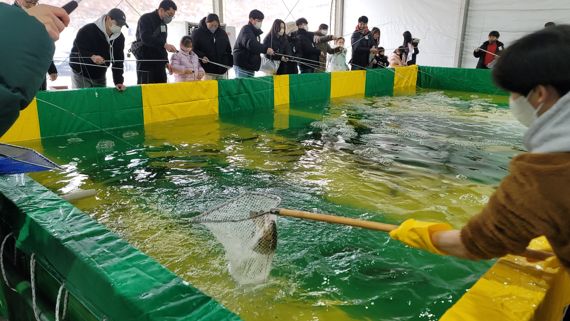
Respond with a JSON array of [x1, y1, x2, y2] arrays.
[[343, 0, 570, 68], [460, 0, 570, 68], [142, 81, 219, 124], [342, 0, 463, 67]]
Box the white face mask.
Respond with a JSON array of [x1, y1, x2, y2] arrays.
[[320, 29, 328, 36], [279, 29, 285, 36], [254, 21, 262, 30], [509, 90, 543, 127], [110, 24, 122, 35]]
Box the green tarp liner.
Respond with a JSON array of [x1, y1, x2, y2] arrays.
[[417, 66, 508, 96], [0, 175, 241, 321], [365, 68, 395, 97], [289, 73, 331, 108], [36, 87, 144, 138], [218, 77, 274, 116]]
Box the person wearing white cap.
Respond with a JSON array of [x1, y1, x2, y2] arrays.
[[69, 8, 128, 91]]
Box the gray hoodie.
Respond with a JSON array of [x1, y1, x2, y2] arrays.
[[524, 92, 570, 153]]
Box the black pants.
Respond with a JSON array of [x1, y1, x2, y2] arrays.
[[137, 61, 167, 84]]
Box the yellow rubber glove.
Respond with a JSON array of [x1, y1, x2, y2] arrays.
[[389, 219, 453, 255]]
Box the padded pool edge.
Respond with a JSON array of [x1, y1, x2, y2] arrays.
[[0, 175, 241, 321]]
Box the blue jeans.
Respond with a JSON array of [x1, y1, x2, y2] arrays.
[[235, 66, 254, 78]]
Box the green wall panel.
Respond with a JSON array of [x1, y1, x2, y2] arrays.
[[365, 69, 395, 97], [418, 66, 508, 95], [289, 73, 331, 108], [36, 86, 144, 138], [218, 77, 274, 116]]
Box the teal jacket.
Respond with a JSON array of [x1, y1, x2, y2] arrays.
[[0, 3, 54, 137]]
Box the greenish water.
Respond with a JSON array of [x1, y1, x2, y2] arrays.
[[25, 90, 521, 321]]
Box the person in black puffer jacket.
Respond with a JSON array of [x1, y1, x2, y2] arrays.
[[233, 9, 274, 78], [262, 19, 289, 75], [292, 18, 322, 74], [351, 16, 377, 70], [192, 13, 233, 80], [69, 8, 128, 90]]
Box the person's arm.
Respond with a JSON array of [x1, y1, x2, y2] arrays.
[[73, 26, 98, 60], [434, 170, 544, 260], [191, 29, 205, 58], [315, 34, 334, 44], [245, 29, 266, 54], [47, 61, 57, 74], [112, 36, 125, 86], [474, 43, 485, 57], [225, 37, 234, 68], [138, 15, 165, 48], [169, 53, 187, 74], [0, 3, 56, 136]]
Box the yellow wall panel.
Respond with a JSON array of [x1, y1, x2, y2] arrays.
[[274, 75, 290, 107], [331, 70, 366, 99], [142, 81, 219, 124], [441, 237, 570, 321], [0, 99, 41, 143], [394, 65, 418, 90]]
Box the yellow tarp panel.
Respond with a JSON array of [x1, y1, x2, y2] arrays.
[[274, 75, 290, 107], [274, 103, 290, 130], [142, 81, 219, 124], [0, 99, 41, 143], [440, 237, 570, 321], [330, 70, 366, 99], [393, 65, 418, 91]]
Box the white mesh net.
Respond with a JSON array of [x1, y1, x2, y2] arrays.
[[191, 193, 281, 285]]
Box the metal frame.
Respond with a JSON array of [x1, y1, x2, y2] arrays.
[[333, 0, 344, 38], [212, 0, 224, 23], [454, 0, 470, 67]]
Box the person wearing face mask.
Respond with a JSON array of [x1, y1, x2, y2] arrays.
[[474, 30, 504, 69], [13, 0, 58, 91], [261, 19, 289, 75], [191, 14, 233, 80], [1, 2, 69, 137], [69, 8, 128, 91], [292, 18, 323, 74], [369, 46, 388, 69], [233, 9, 274, 78], [278, 21, 299, 75], [170, 36, 205, 82], [391, 25, 570, 272], [134, 0, 178, 84], [388, 46, 406, 68], [313, 24, 337, 72], [326, 37, 348, 72], [351, 16, 378, 70], [402, 31, 419, 66]]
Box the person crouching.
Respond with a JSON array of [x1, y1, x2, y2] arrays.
[[170, 36, 205, 82]]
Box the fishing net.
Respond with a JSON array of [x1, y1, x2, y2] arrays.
[[190, 193, 281, 285]]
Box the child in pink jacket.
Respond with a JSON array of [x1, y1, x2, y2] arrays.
[[170, 36, 205, 82]]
